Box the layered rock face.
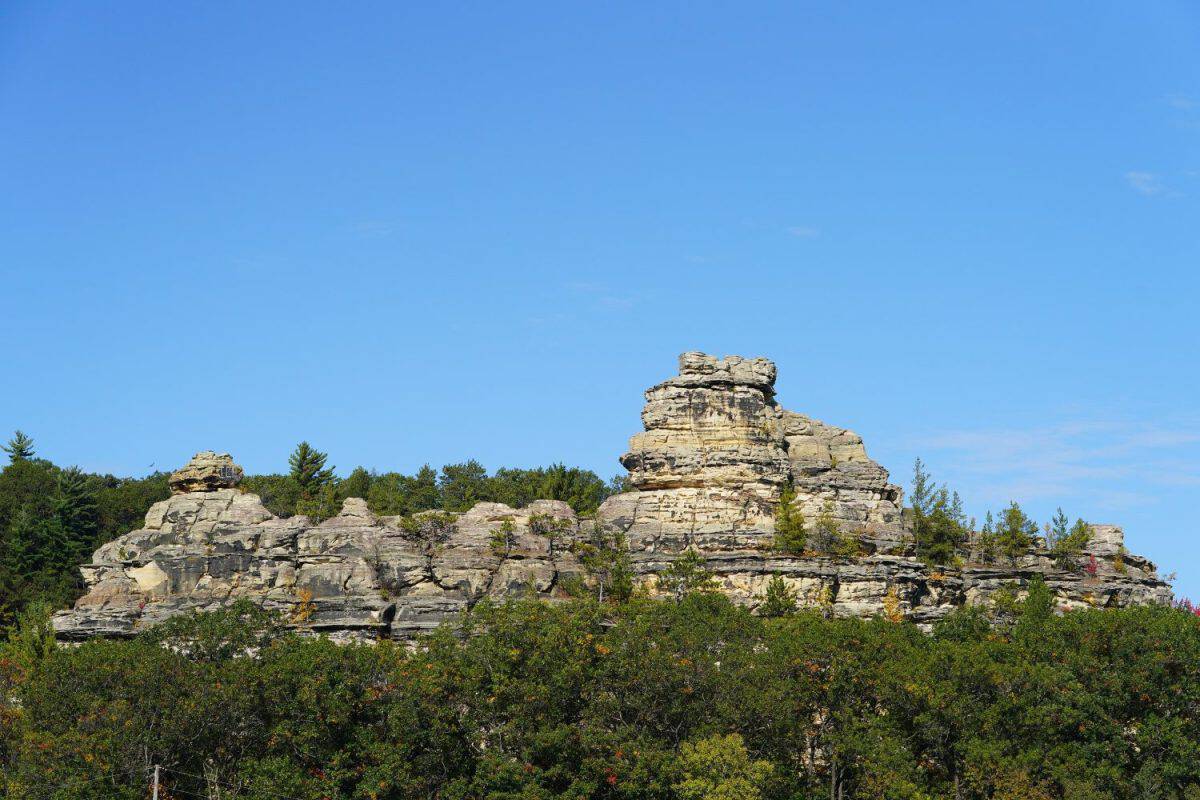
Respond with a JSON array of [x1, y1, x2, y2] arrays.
[[600, 353, 1169, 623], [54, 354, 1173, 640], [55, 453, 580, 641], [607, 353, 905, 555]]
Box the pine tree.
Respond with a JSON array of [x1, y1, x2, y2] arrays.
[[1049, 508, 1069, 549], [53, 466, 98, 565], [2, 430, 35, 462], [994, 502, 1038, 561], [288, 442, 335, 496], [341, 466, 372, 500], [659, 549, 716, 601], [408, 465, 441, 511], [772, 483, 806, 554], [811, 501, 842, 553], [1051, 518, 1092, 569], [910, 460, 968, 565], [439, 460, 490, 512], [759, 574, 798, 617]]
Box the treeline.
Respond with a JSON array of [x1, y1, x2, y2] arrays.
[[0, 434, 622, 627], [243, 441, 624, 520], [0, 433, 169, 627], [3, 589, 1200, 799]]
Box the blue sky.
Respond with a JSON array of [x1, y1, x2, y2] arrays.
[[2, 3, 1198, 596]]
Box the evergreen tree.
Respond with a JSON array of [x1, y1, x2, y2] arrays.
[[1051, 517, 1092, 569], [2, 430, 35, 462], [54, 466, 98, 544], [759, 574, 798, 617], [994, 501, 1038, 561], [659, 548, 716, 601], [810, 501, 842, 553], [1049, 507, 1069, 549], [287, 442, 334, 495], [439, 460, 490, 511], [910, 459, 968, 565], [772, 483, 806, 554], [340, 466, 372, 500], [408, 465, 441, 511]]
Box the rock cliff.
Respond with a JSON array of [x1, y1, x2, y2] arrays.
[[54, 353, 1172, 640]]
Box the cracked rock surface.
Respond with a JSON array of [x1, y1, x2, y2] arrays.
[[54, 353, 1173, 640]]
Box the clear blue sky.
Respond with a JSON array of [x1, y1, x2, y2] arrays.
[[2, 3, 1198, 596]]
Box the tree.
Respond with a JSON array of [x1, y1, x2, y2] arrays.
[[287, 441, 334, 496], [572, 522, 633, 603], [910, 459, 968, 565], [759, 574, 798, 618], [2, 430, 34, 462], [54, 467, 97, 541], [659, 549, 717, 601], [1051, 517, 1091, 569], [772, 483, 806, 554], [1048, 507, 1069, 549], [340, 466, 372, 500], [993, 502, 1038, 561], [439, 460, 490, 512], [296, 482, 341, 523], [810, 501, 842, 554], [673, 733, 773, 800]]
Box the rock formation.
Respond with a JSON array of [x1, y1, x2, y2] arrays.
[[168, 451, 243, 493], [53, 353, 1173, 640]]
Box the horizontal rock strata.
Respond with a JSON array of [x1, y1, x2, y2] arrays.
[[54, 354, 1172, 640]]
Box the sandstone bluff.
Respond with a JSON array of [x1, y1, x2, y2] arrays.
[[53, 353, 1172, 640]]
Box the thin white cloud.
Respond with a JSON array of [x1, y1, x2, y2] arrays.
[[348, 220, 398, 238], [565, 281, 636, 312], [906, 417, 1200, 512], [1125, 171, 1166, 196], [787, 225, 820, 239], [1166, 93, 1198, 111]]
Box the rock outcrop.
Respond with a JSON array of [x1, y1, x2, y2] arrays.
[[54, 353, 1173, 640], [168, 451, 243, 494]]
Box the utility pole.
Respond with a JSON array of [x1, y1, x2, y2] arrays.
[[151, 765, 160, 800]]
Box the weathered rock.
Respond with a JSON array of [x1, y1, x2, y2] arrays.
[[54, 353, 1173, 641], [600, 352, 1171, 625], [54, 493, 582, 642], [168, 451, 244, 494]]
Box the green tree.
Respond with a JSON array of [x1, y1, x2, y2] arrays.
[[366, 465, 442, 516], [340, 466, 372, 500], [287, 441, 334, 495], [1049, 507, 1069, 549], [296, 482, 341, 523], [910, 459, 969, 565], [2, 431, 35, 463], [659, 549, 717, 601], [673, 733, 773, 800], [572, 523, 633, 603], [772, 483, 807, 554], [53, 467, 98, 549], [1051, 518, 1092, 569], [810, 501, 842, 554], [759, 574, 798, 618], [994, 501, 1038, 561], [439, 460, 490, 511]]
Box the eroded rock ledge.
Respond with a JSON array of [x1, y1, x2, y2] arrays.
[[54, 353, 1172, 640]]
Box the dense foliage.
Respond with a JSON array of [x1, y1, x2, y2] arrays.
[[3, 591, 1199, 800], [0, 435, 621, 626], [0, 433, 170, 627]]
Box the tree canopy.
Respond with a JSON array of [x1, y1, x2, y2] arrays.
[[2, 594, 1199, 799]]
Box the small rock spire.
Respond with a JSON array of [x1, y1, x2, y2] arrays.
[[168, 451, 244, 494]]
